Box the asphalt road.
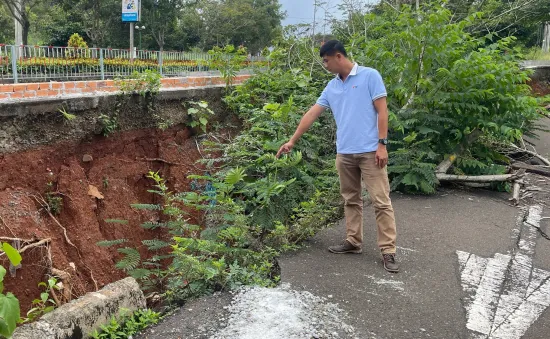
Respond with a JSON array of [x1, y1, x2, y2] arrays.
[[280, 189, 550, 338]]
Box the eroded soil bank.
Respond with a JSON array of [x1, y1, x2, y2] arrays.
[[0, 125, 205, 313]]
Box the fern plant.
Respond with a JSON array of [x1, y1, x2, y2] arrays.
[[96, 239, 128, 247]]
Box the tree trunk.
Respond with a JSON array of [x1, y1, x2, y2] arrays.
[[436, 171, 525, 182], [511, 162, 550, 177], [22, 18, 29, 45]]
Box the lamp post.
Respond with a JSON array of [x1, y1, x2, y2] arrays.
[[136, 25, 146, 50]]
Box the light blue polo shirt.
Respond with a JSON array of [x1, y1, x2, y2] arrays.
[[316, 63, 387, 154]]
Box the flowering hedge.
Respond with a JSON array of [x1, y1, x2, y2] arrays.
[[0, 56, 266, 71]]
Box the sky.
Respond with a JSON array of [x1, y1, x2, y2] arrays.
[[279, 0, 378, 27], [279, 0, 343, 27]]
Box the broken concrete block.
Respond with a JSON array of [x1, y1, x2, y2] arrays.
[[13, 277, 145, 339]]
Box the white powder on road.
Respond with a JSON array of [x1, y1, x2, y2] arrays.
[[210, 284, 361, 339]]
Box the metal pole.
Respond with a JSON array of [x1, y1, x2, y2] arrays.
[[198, 53, 202, 73], [11, 45, 18, 84], [100, 48, 105, 80], [159, 51, 163, 76], [543, 22, 550, 53], [130, 22, 135, 60]]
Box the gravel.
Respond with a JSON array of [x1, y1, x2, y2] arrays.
[[210, 284, 359, 339], [137, 284, 366, 339]]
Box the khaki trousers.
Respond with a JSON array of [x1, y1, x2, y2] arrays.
[[336, 152, 397, 254]]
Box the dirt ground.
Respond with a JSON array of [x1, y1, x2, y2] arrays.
[[530, 78, 550, 96], [0, 125, 205, 314]]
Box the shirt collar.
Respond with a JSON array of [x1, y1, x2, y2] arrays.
[[337, 63, 358, 81]]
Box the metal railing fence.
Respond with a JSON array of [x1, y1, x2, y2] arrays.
[[0, 45, 265, 83]]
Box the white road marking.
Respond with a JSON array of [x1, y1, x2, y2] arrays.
[[466, 253, 512, 335], [458, 205, 550, 339], [397, 246, 418, 253], [457, 251, 489, 308], [364, 274, 405, 292]]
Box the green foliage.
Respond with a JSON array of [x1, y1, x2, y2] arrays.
[[115, 70, 161, 97], [96, 239, 128, 247], [368, 0, 550, 49], [332, 3, 542, 193], [208, 45, 247, 88], [90, 308, 160, 339], [67, 33, 88, 48], [66, 33, 90, 58], [1, 243, 21, 268], [115, 248, 141, 272], [0, 291, 20, 338], [9, 0, 283, 51], [111, 70, 163, 131], [58, 107, 76, 121], [0, 252, 21, 338], [0, 5, 14, 44], [98, 114, 119, 137], [387, 137, 439, 194], [176, 0, 284, 53], [525, 49, 550, 61], [130, 204, 163, 211], [185, 101, 215, 134], [142, 239, 170, 251], [22, 278, 60, 323], [45, 182, 63, 215]]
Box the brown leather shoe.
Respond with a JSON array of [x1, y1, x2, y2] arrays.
[[328, 240, 362, 254], [382, 253, 399, 273]]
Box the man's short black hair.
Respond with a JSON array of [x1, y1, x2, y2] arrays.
[[320, 40, 348, 58]]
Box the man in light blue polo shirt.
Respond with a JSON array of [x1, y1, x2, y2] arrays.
[[276, 40, 398, 273]]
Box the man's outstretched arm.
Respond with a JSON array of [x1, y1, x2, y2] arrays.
[[276, 104, 326, 158]]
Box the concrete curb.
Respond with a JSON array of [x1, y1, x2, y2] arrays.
[[13, 277, 146, 339]]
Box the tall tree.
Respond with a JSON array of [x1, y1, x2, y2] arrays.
[[79, 0, 120, 47], [142, 0, 186, 51], [0, 3, 14, 43], [1, 0, 41, 45], [367, 0, 550, 48], [197, 0, 284, 53]]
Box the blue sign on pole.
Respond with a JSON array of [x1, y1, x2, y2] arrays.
[[122, 0, 140, 22]]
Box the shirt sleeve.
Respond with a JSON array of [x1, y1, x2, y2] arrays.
[[316, 86, 330, 109], [367, 69, 387, 101]]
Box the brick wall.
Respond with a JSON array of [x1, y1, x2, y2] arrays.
[[0, 75, 251, 101]]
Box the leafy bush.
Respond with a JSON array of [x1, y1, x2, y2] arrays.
[[208, 45, 248, 87], [0, 243, 22, 338], [347, 5, 541, 193], [21, 278, 60, 323], [185, 100, 215, 133], [90, 309, 160, 339], [115, 70, 161, 97], [66, 33, 90, 59], [67, 33, 88, 49]]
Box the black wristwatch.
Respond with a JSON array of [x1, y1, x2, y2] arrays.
[[378, 138, 388, 145]]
